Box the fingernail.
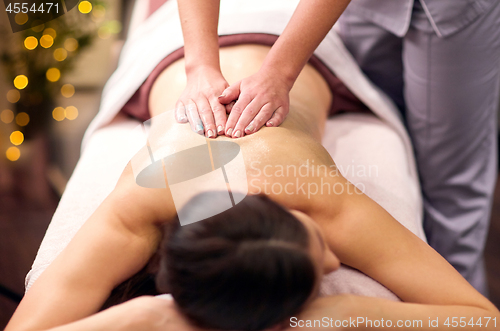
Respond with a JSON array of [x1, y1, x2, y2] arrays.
[[178, 115, 187, 122], [267, 121, 274, 127], [245, 124, 254, 133], [218, 94, 226, 98], [233, 130, 241, 138], [217, 125, 224, 134], [226, 128, 233, 136], [196, 124, 204, 134], [207, 130, 215, 138]]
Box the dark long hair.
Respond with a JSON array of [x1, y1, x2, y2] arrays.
[[102, 193, 316, 331]]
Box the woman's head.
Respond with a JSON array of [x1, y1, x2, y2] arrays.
[[156, 193, 338, 331]]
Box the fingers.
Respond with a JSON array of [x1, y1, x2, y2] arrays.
[[209, 98, 227, 136], [185, 101, 204, 135], [244, 103, 276, 135], [195, 97, 217, 138], [175, 101, 188, 123], [218, 83, 240, 104], [224, 95, 252, 138], [232, 99, 270, 137], [266, 106, 287, 127], [226, 101, 235, 114]]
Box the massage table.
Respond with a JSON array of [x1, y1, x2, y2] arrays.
[[25, 0, 424, 302]]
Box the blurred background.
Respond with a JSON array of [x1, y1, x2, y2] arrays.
[[0, 0, 499, 328], [0, 0, 137, 325]]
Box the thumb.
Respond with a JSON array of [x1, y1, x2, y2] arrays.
[[218, 82, 240, 104]]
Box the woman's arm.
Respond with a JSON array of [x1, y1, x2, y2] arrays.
[[40, 297, 202, 331], [5, 164, 175, 331], [220, 0, 351, 137], [318, 179, 499, 329]]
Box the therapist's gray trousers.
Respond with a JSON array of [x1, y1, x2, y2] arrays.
[[338, 1, 500, 294]]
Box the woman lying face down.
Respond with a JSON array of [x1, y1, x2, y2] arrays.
[[6, 43, 500, 330], [154, 193, 339, 331]]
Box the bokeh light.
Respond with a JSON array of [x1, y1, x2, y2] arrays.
[[78, 1, 92, 14], [108, 20, 122, 34], [46, 68, 61, 82], [53, 48, 68, 61], [65, 106, 79, 120], [31, 21, 44, 32], [1, 109, 14, 124], [40, 34, 54, 48], [16, 112, 30, 127], [43, 28, 57, 38], [92, 4, 105, 18], [15, 13, 28, 25], [52, 107, 65, 121], [61, 84, 75, 98], [6, 90, 21, 103], [14, 75, 28, 89], [24, 36, 38, 50], [6, 147, 21, 161], [10, 131, 24, 146], [98, 26, 110, 39], [64, 38, 78, 52]]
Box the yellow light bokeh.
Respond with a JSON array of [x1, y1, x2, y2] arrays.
[[43, 28, 57, 38], [53, 48, 68, 61], [78, 1, 92, 14], [10, 131, 24, 146], [6, 90, 20, 103], [40, 34, 54, 48], [6, 147, 21, 162], [64, 38, 78, 52], [108, 20, 122, 34], [98, 26, 110, 39], [61, 84, 75, 98], [65, 106, 79, 120], [52, 107, 65, 121], [46, 68, 61, 82], [14, 75, 28, 89], [92, 4, 105, 18], [16, 112, 30, 127], [1, 109, 14, 124], [31, 21, 44, 32], [24, 36, 38, 50], [15, 13, 28, 25]]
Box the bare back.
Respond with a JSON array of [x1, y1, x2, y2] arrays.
[[147, 44, 344, 217]]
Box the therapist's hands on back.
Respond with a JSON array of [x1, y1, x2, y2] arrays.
[[176, 67, 291, 139], [175, 66, 229, 138], [177, 0, 351, 139], [218, 68, 291, 138]]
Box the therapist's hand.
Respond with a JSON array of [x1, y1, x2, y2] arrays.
[[175, 66, 229, 138], [219, 68, 292, 138]]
